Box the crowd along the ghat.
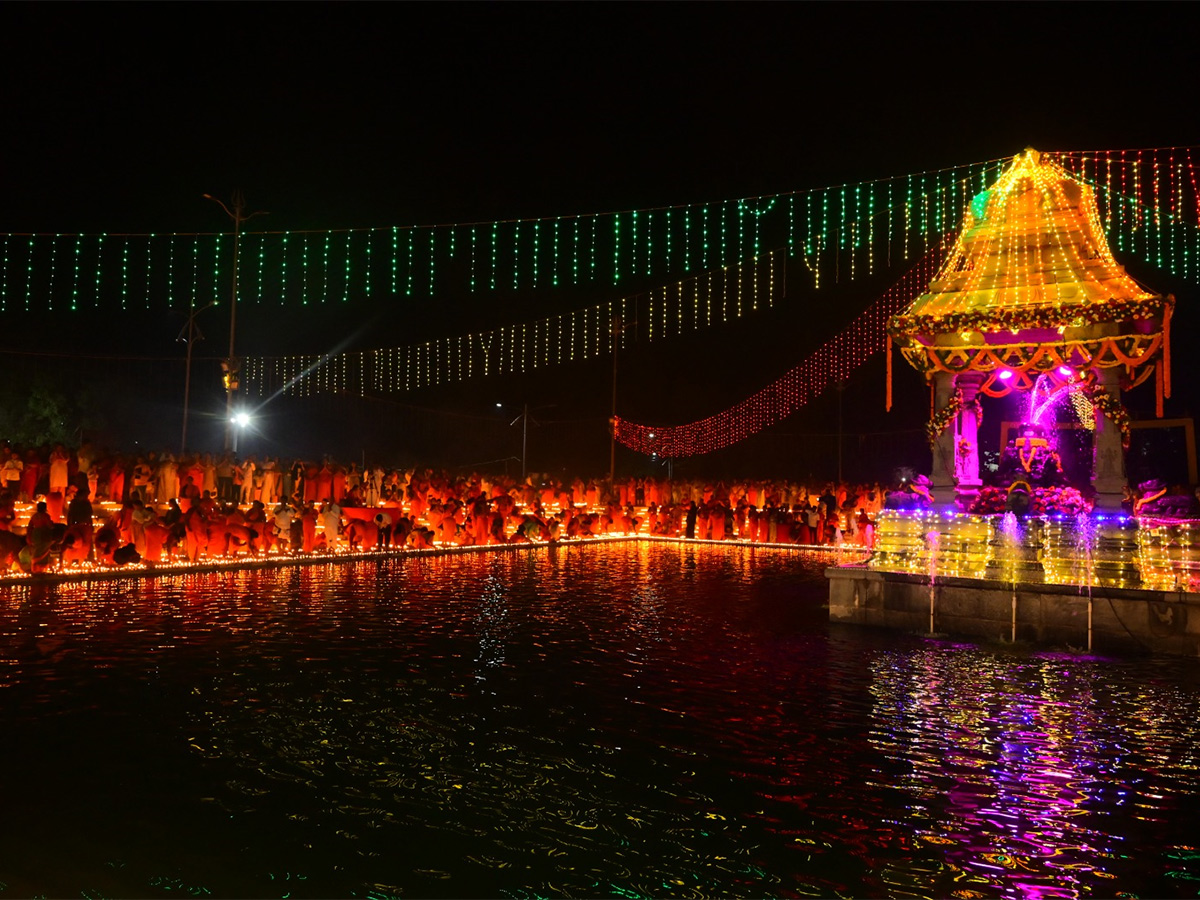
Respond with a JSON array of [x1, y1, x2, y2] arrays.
[[0, 442, 886, 576]]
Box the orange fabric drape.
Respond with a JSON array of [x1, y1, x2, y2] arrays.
[[1164, 301, 1173, 398], [1156, 360, 1164, 418], [885, 335, 893, 411]]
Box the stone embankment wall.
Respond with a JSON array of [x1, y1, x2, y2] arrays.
[[827, 565, 1200, 657]]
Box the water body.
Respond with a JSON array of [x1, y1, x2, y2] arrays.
[[2, 543, 1199, 899]]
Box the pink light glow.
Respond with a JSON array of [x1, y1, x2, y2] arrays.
[[999, 370, 1014, 381]]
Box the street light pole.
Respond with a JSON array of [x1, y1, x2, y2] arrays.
[[520, 402, 528, 480], [836, 380, 846, 484], [509, 402, 551, 482], [177, 298, 214, 455], [609, 315, 621, 487], [203, 191, 267, 450]]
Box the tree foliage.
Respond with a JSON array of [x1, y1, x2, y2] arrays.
[[0, 368, 103, 447]]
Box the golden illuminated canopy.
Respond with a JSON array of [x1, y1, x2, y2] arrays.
[[889, 149, 1172, 389]]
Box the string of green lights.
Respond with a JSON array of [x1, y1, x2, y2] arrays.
[[0, 158, 1015, 313], [229, 148, 1200, 401], [2, 148, 1195, 325]]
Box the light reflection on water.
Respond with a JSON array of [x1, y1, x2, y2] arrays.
[[2, 543, 1200, 899]]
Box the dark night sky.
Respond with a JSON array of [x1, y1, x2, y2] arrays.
[[2, 3, 1198, 477], [6, 4, 1194, 233]]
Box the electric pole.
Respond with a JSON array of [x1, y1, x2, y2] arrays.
[[203, 191, 267, 450]]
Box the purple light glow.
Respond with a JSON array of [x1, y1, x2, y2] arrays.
[[999, 370, 1014, 381], [1058, 366, 1072, 377]]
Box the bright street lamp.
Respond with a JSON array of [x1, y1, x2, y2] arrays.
[[230, 410, 252, 452]]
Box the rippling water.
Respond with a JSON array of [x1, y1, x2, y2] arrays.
[[2, 543, 1200, 899]]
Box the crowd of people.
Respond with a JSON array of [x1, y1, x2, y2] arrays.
[[0, 442, 884, 575]]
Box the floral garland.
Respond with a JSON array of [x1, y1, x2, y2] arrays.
[[925, 391, 962, 448], [970, 484, 1091, 516], [1077, 378, 1132, 448], [888, 295, 1170, 339], [925, 390, 983, 449]]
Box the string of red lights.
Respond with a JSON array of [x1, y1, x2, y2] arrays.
[[1049, 147, 1200, 276], [611, 247, 946, 458]]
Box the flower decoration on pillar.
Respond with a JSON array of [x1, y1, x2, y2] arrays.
[[925, 390, 962, 448], [1077, 376, 1132, 448]]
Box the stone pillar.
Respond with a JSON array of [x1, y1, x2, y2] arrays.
[[953, 371, 986, 509], [930, 370, 957, 496], [1093, 366, 1127, 511]]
